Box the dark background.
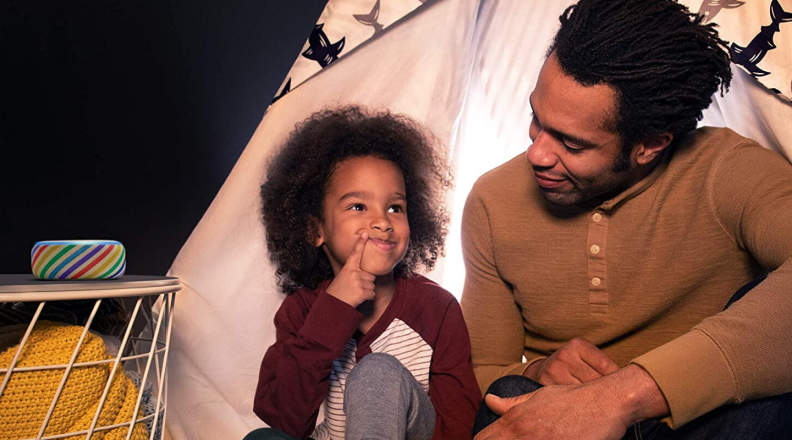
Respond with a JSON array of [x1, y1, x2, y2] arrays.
[[1, 0, 326, 275]]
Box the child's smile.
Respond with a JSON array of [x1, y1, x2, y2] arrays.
[[316, 155, 410, 278], [368, 237, 396, 251]]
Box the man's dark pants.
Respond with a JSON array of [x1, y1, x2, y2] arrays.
[[472, 278, 792, 439]]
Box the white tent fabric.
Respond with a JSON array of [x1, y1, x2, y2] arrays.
[[164, 0, 792, 438]]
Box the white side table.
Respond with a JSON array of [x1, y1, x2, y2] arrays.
[[0, 274, 181, 440]]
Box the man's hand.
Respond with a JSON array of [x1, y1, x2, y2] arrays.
[[475, 364, 670, 440], [524, 337, 619, 385], [326, 233, 376, 307], [475, 384, 630, 440]]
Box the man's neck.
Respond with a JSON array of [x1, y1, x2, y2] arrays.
[[594, 151, 667, 207], [625, 153, 664, 191]]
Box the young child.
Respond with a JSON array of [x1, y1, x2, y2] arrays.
[[249, 106, 481, 440]]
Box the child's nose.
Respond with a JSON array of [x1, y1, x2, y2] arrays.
[[370, 215, 393, 232]]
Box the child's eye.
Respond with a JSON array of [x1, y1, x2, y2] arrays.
[[347, 204, 365, 211], [388, 205, 405, 213]]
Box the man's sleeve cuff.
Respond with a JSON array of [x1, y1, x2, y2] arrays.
[[631, 329, 738, 428], [299, 293, 363, 351]]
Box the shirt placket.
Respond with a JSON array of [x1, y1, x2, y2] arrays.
[[587, 210, 609, 315]]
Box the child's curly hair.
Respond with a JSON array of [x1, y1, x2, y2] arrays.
[[261, 105, 452, 294]]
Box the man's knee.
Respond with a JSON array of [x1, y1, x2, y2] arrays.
[[485, 375, 542, 399], [473, 376, 542, 437]]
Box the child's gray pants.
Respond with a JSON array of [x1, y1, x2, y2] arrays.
[[344, 352, 435, 440]]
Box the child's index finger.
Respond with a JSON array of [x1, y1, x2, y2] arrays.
[[346, 232, 368, 269]]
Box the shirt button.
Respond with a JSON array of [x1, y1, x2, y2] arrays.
[[590, 245, 600, 254], [592, 213, 602, 222], [591, 277, 602, 287]]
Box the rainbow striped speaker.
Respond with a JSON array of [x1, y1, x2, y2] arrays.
[[31, 240, 126, 280]]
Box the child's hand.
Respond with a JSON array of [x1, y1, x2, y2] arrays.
[[326, 232, 376, 307]]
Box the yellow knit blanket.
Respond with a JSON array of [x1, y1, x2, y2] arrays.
[[0, 321, 148, 440]]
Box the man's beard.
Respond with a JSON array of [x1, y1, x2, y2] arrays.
[[539, 151, 633, 207]]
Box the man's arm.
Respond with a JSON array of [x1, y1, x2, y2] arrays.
[[460, 183, 534, 394], [632, 142, 792, 427], [475, 364, 669, 440]]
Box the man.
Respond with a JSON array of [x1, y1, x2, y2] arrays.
[[460, 0, 792, 438]]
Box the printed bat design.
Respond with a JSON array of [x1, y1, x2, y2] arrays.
[[302, 24, 346, 68], [730, 0, 792, 77]]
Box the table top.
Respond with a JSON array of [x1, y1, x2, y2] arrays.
[[0, 274, 181, 301]]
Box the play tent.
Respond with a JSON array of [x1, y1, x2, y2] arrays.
[[162, 0, 792, 438]]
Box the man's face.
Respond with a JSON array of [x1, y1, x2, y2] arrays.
[[527, 53, 636, 206]]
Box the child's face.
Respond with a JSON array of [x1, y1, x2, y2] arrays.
[[316, 156, 410, 277]]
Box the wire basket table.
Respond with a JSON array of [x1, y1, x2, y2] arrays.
[[0, 275, 180, 440]]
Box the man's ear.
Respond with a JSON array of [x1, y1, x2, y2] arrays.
[[635, 132, 673, 165]]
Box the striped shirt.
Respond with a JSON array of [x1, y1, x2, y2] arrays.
[[312, 318, 433, 439]]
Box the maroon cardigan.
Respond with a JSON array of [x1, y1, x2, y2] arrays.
[[254, 274, 482, 439]]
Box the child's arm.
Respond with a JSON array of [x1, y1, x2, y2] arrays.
[[254, 291, 363, 439], [428, 300, 483, 440]]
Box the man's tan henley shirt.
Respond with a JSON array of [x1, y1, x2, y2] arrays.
[[460, 127, 792, 427]]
